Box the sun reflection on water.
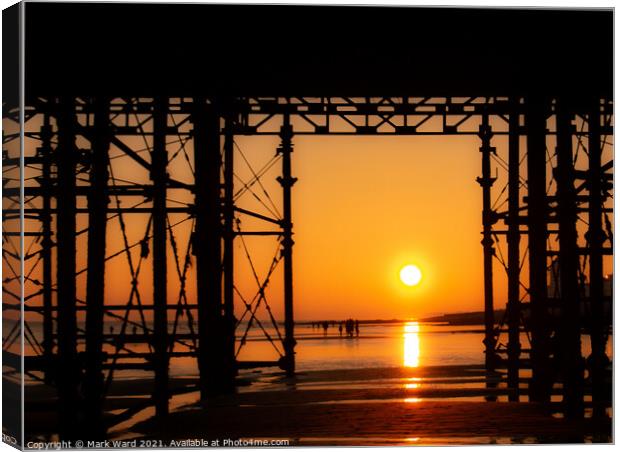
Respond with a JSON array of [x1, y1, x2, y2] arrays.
[[403, 321, 420, 367]]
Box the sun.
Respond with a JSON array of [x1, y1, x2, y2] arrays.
[[400, 264, 422, 287]]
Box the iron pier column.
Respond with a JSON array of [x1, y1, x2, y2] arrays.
[[83, 97, 111, 435], [506, 99, 521, 401], [587, 99, 606, 420], [554, 99, 583, 419], [278, 115, 297, 377], [223, 112, 237, 381], [152, 97, 169, 417], [38, 113, 54, 385], [477, 113, 497, 373], [55, 97, 80, 439], [193, 98, 235, 398], [525, 97, 551, 403]]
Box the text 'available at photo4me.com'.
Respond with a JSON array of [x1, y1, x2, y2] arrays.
[[23, 439, 291, 449]]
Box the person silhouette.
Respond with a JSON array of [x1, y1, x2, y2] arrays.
[[345, 318, 353, 337], [355, 320, 359, 337], [338, 322, 343, 336]]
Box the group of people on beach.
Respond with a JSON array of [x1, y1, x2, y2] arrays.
[[310, 319, 360, 337], [339, 319, 360, 337]]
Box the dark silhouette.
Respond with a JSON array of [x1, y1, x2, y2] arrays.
[[343, 319, 357, 338]]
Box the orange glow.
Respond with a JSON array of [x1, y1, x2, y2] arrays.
[[286, 133, 491, 320]]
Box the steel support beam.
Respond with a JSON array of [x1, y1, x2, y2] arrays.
[[554, 99, 583, 419], [525, 97, 552, 403], [588, 100, 607, 421], [83, 97, 111, 435], [477, 114, 497, 374], [506, 99, 521, 401], [55, 97, 80, 439], [152, 97, 169, 417], [223, 114, 237, 382], [193, 98, 236, 398], [277, 114, 297, 377], [38, 113, 54, 385]]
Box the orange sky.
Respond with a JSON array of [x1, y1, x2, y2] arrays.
[[224, 130, 499, 321], [69, 127, 493, 322], [17, 112, 612, 324]]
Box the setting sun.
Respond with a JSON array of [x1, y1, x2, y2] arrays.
[[400, 265, 422, 287]]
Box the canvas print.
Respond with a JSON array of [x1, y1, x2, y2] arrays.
[[2, 2, 614, 448]]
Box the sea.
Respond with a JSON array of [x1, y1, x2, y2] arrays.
[[172, 320, 611, 378], [8, 319, 612, 381]]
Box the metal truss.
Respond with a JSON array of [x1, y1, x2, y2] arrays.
[[22, 96, 614, 136], [481, 99, 613, 417]]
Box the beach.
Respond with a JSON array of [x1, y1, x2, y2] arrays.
[[125, 366, 608, 445], [17, 322, 612, 445], [21, 365, 610, 445]]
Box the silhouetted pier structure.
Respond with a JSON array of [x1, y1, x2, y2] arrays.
[[2, 3, 612, 443]]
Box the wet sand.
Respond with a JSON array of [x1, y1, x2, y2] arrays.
[[120, 365, 611, 445], [18, 364, 611, 445], [134, 399, 598, 445]]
